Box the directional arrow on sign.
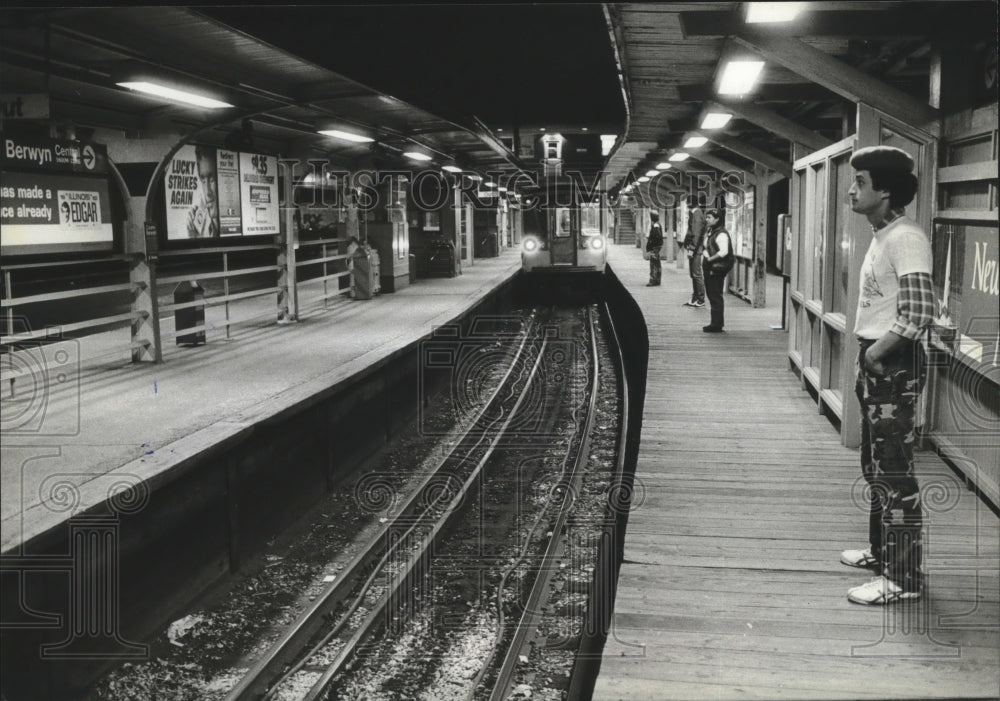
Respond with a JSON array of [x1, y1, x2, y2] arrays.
[[82, 145, 95, 170]]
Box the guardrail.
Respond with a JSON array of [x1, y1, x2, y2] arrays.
[[293, 236, 353, 315], [156, 244, 281, 344], [1, 254, 144, 388]]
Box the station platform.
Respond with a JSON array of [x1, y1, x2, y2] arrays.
[[1, 253, 521, 554], [594, 245, 1000, 699]]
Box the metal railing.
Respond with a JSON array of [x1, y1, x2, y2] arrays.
[[2, 255, 143, 388]]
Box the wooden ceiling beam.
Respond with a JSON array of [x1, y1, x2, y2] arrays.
[[687, 150, 754, 181], [704, 133, 791, 178], [707, 99, 833, 152], [680, 9, 947, 40], [733, 26, 939, 133], [677, 83, 834, 103]]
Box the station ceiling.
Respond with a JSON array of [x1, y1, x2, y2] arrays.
[[1, 3, 997, 196]]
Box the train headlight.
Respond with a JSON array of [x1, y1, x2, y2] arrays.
[[523, 238, 539, 253], [590, 236, 605, 250]]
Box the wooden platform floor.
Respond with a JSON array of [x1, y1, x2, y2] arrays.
[[593, 246, 1000, 700]]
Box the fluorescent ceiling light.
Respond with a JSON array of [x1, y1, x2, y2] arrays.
[[318, 129, 374, 143], [404, 151, 432, 161], [484, 181, 498, 188], [700, 112, 733, 129], [746, 2, 804, 23], [718, 60, 765, 95], [637, 176, 650, 183], [116, 81, 233, 109], [582, 127, 589, 131], [669, 152, 690, 162], [466, 174, 482, 182], [498, 186, 508, 192], [655, 162, 672, 170], [442, 165, 462, 173], [645, 170, 658, 177], [684, 136, 708, 148]]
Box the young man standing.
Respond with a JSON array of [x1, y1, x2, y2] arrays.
[[841, 145, 934, 605], [682, 198, 706, 306], [646, 211, 664, 286]]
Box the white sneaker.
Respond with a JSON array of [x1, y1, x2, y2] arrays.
[[848, 576, 920, 605], [840, 547, 880, 568]]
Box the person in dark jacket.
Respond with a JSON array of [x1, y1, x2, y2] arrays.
[[646, 211, 664, 286], [700, 207, 733, 332], [682, 198, 707, 306]]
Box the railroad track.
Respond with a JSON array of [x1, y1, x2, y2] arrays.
[[223, 307, 602, 700]]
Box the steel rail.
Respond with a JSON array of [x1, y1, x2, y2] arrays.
[[485, 307, 602, 701], [565, 298, 631, 700], [297, 330, 552, 701], [224, 316, 541, 701]]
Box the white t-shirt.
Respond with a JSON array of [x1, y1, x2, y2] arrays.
[[853, 216, 932, 340]]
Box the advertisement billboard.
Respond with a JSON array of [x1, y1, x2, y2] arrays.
[[1, 171, 115, 255], [238, 152, 279, 236]]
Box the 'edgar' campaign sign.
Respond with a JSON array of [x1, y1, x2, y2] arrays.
[[0, 133, 115, 255]]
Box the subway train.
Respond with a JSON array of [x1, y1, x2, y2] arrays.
[[519, 130, 609, 274], [519, 199, 608, 274]]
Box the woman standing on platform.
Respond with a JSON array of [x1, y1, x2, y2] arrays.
[[700, 208, 733, 332]]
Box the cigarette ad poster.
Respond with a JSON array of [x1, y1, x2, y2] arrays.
[[217, 148, 242, 236], [1, 171, 114, 255], [164, 144, 220, 240], [239, 152, 279, 236]]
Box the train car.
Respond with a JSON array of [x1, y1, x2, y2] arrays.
[[520, 198, 608, 273]]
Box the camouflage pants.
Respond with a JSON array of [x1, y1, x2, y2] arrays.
[[855, 342, 925, 591]]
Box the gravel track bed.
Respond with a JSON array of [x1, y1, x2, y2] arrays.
[[90, 312, 533, 701], [323, 306, 623, 700]]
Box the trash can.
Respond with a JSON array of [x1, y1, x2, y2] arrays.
[[352, 249, 374, 300], [174, 281, 206, 346]]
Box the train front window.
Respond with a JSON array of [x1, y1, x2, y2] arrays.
[[554, 208, 571, 238], [580, 204, 601, 235]]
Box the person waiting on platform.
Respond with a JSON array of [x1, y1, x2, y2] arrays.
[[682, 197, 707, 307], [700, 207, 733, 333], [841, 145, 932, 605], [645, 212, 664, 286]]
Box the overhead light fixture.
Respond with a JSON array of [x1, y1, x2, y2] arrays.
[[318, 129, 375, 143], [116, 81, 233, 109], [484, 181, 498, 188], [404, 151, 433, 161], [637, 176, 650, 183], [745, 2, 804, 23], [466, 173, 482, 182], [655, 162, 672, 170], [684, 136, 708, 148], [669, 152, 690, 162], [442, 165, 462, 173], [718, 60, 765, 95], [645, 170, 658, 177], [700, 112, 733, 129], [540, 127, 546, 132], [497, 128, 504, 132], [498, 186, 508, 193], [582, 127, 589, 131]]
